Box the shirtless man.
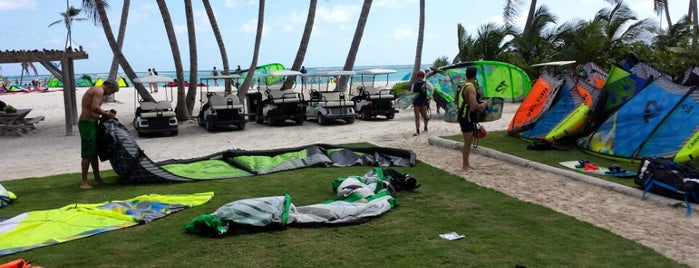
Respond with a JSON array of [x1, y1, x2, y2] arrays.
[[78, 80, 119, 189]]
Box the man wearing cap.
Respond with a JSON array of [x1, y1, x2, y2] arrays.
[[78, 79, 119, 189]]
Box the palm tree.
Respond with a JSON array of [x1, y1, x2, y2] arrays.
[[156, 0, 188, 120], [431, 56, 449, 70], [90, 0, 150, 99], [283, 0, 317, 90], [409, 0, 425, 85], [653, 0, 673, 29], [19, 62, 38, 88], [594, 0, 657, 64], [239, 0, 265, 98], [507, 5, 557, 66], [203, 0, 232, 94], [689, 0, 698, 47], [454, 23, 477, 63], [107, 0, 130, 81], [185, 0, 198, 115], [339, 0, 373, 91], [504, 0, 538, 35], [49, 5, 88, 49]]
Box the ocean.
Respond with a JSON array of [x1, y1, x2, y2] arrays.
[[3, 64, 428, 87]]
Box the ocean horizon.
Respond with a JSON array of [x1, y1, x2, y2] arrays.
[[3, 64, 430, 87]]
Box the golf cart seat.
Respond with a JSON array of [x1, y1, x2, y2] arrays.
[[320, 91, 351, 107], [209, 93, 243, 110], [268, 90, 301, 104], [140, 101, 176, 118], [364, 87, 395, 100]]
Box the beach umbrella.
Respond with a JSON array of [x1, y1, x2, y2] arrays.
[[132, 75, 173, 83]]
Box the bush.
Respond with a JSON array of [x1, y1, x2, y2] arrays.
[[392, 82, 411, 96]]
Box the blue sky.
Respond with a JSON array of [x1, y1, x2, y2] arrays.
[[0, 0, 687, 76]]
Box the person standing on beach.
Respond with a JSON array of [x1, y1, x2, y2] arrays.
[[147, 68, 155, 93], [78, 79, 119, 189], [456, 67, 487, 171], [152, 68, 159, 93], [212, 66, 220, 86], [300, 66, 308, 87], [411, 70, 432, 136]]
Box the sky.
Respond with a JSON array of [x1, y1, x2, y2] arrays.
[[0, 0, 688, 76]]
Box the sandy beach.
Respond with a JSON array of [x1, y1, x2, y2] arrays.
[[1, 86, 699, 267]]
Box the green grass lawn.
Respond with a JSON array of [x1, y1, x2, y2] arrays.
[[0, 156, 686, 267]]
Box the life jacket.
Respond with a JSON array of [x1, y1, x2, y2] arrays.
[[412, 81, 428, 101], [456, 81, 483, 121]]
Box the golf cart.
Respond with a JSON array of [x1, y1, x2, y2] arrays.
[[255, 70, 306, 126], [302, 71, 356, 125], [197, 74, 246, 131], [352, 68, 398, 120], [132, 75, 178, 137]]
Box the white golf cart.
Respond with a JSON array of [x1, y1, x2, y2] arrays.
[[197, 74, 246, 131], [302, 70, 356, 125], [255, 70, 306, 126], [352, 68, 399, 120], [132, 75, 178, 137]]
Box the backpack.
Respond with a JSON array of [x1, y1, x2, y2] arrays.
[[636, 157, 699, 200]]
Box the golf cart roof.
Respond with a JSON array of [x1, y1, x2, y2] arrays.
[[530, 60, 576, 67], [356, 68, 397, 75], [303, 70, 356, 77], [200, 74, 242, 80]]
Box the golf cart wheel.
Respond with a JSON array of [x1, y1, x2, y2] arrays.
[[206, 120, 214, 132], [317, 113, 326, 125], [345, 117, 355, 124], [267, 114, 274, 126], [238, 122, 246, 130], [137, 131, 145, 137], [295, 118, 304, 125], [256, 113, 263, 124], [361, 110, 371, 120], [386, 113, 395, 120], [171, 130, 179, 136], [198, 117, 205, 126]]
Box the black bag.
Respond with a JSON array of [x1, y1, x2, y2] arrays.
[[636, 157, 699, 200]]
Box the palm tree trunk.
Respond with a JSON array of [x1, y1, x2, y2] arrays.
[[107, 0, 130, 81], [664, 0, 672, 28], [410, 0, 425, 85], [340, 0, 373, 91], [523, 0, 537, 34], [94, 0, 150, 100], [239, 0, 265, 98], [284, 0, 317, 90], [185, 0, 198, 115], [156, 0, 188, 120], [203, 0, 231, 94]]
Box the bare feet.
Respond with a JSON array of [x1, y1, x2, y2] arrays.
[[80, 184, 93, 189], [461, 165, 476, 171]]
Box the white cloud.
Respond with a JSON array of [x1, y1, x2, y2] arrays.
[[392, 25, 412, 40], [316, 5, 359, 23], [241, 19, 257, 33], [0, 0, 35, 10]]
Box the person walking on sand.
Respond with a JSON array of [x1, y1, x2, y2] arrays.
[[411, 70, 432, 136], [78, 79, 119, 189], [456, 67, 487, 171], [152, 68, 160, 93], [212, 66, 220, 86]]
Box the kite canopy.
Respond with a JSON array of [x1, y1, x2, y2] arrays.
[[238, 62, 286, 85], [98, 118, 416, 183], [578, 77, 699, 162], [508, 73, 562, 135]]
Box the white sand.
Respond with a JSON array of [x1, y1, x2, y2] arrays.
[[1, 87, 699, 266]]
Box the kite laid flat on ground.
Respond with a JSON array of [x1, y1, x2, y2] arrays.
[[0, 192, 214, 256]]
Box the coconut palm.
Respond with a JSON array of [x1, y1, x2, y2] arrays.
[[454, 23, 477, 63], [653, 0, 673, 29], [49, 5, 88, 49], [156, 0, 188, 120], [239, 0, 266, 98], [203, 0, 232, 94], [185, 0, 198, 115], [19, 62, 38, 88], [339, 0, 373, 91], [91, 0, 150, 99], [503, 0, 538, 35], [689, 0, 698, 47], [553, 19, 607, 66], [594, 0, 657, 65], [507, 5, 558, 66], [283, 0, 317, 90], [409, 0, 426, 85], [431, 56, 449, 70], [81, 0, 129, 81]]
